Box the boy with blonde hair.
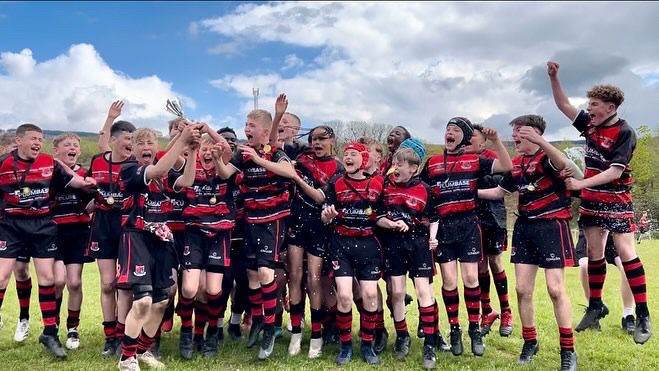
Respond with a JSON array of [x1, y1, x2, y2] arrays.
[[216, 108, 297, 360]]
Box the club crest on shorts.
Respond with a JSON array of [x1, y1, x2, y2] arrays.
[[90, 241, 99, 252], [183, 245, 191, 256], [0, 240, 6, 251], [332, 260, 340, 271], [134, 265, 146, 277]]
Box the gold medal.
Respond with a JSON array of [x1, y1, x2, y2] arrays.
[[527, 184, 536, 192], [263, 144, 271, 154], [21, 187, 31, 195], [386, 166, 397, 176], [365, 207, 373, 216], [107, 196, 115, 205], [210, 196, 217, 205]]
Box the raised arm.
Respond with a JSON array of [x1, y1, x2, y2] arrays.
[[98, 100, 123, 152], [517, 126, 568, 170], [547, 62, 579, 121], [483, 128, 513, 173], [174, 147, 199, 189], [269, 93, 288, 145], [146, 125, 200, 180]]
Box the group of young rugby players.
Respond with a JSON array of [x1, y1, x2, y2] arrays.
[[0, 62, 652, 371]]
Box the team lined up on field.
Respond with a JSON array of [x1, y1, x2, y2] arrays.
[[0, 61, 651, 371]]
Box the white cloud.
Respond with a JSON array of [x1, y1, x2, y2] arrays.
[[0, 43, 191, 133], [207, 41, 243, 56], [199, 2, 659, 141], [188, 21, 199, 37], [282, 54, 304, 70]]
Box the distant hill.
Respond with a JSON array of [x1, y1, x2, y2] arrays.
[[43, 130, 98, 138]]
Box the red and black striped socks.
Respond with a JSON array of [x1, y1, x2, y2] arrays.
[[442, 288, 460, 327], [464, 285, 481, 329], [336, 310, 352, 345], [261, 280, 279, 331], [103, 320, 117, 341], [193, 300, 208, 341], [622, 257, 649, 317], [479, 272, 492, 315], [493, 270, 511, 313], [67, 309, 81, 330], [522, 325, 537, 344], [178, 296, 194, 333], [120, 335, 138, 361], [559, 327, 574, 352], [16, 278, 31, 320], [588, 258, 606, 308], [360, 309, 377, 345], [290, 302, 304, 334], [38, 285, 58, 335], [206, 291, 223, 335], [0, 287, 6, 311], [310, 308, 325, 339], [136, 330, 155, 355]]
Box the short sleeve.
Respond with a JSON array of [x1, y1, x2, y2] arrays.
[[167, 169, 183, 192], [229, 150, 244, 171], [323, 175, 339, 205], [572, 110, 590, 134], [272, 148, 291, 164], [478, 156, 495, 176], [499, 172, 517, 193], [421, 182, 434, 220], [121, 162, 148, 193], [611, 125, 637, 167], [419, 160, 430, 184], [52, 161, 74, 191]]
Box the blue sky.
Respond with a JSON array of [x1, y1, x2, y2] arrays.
[[0, 2, 313, 129], [1, 2, 658, 141]]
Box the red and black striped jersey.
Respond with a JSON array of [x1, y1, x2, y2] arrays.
[[376, 176, 431, 232], [50, 164, 92, 225], [87, 152, 135, 213], [120, 162, 177, 229], [0, 150, 72, 217], [293, 151, 344, 214], [229, 146, 291, 224], [573, 110, 636, 220], [181, 160, 236, 231], [500, 150, 572, 220], [324, 174, 384, 237], [420, 152, 494, 219]]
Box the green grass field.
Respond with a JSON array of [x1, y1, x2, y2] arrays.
[[1, 240, 658, 370]]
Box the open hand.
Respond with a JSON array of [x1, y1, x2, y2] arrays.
[[108, 100, 124, 120], [275, 93, 288, 115], [518, 126, 543, 145]]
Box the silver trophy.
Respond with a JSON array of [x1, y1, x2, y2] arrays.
[[166, 97, 185, 119]]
